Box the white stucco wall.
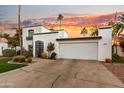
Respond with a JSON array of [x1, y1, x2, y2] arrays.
[[33, 33, 59, 57], [57, 30, 68, 38], [22, 25, 51, 51], [98, 27, 112, 61], [0, 43, 8, 56]]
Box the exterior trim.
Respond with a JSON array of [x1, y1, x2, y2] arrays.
[[22, 25, 42, 28], [56, 36, 102, 41], [33, 31, 58, 35], [99, 26, 112, 29], [22, 25, 51, 32]]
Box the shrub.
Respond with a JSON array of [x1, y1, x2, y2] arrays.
[[12, 56, 25, 63], [2, 49, 16, 57], [13, 56, 19, 62], [19, 56, 25, 62], [27, 57, 32, 63], [112, 54, 124, 63], [41, 52, 48, 59], [105, 58, 112, 63], [50, 52, 57, 60], [47, 42, 55, 58], [17, 49, 32, 58]]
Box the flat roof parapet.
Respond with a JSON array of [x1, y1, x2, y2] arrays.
[[99, 26, 112, 29], [56, 36, 102, 41]]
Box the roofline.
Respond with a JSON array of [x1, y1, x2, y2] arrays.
[[33, 31, 58, 35], [22, 25, 43, 28], [99, 26, 112, 29], [22, 25, 52, 32], [56, 36, 102, 41], [52, 29, 68, 34]]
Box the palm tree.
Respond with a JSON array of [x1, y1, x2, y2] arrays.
[[57, 14, 64, 30], [90, 27, 98, 36], [80, 27, 88, 36], [108, 14, 124, 54]]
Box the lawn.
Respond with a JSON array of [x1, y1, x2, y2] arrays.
[[0, 57, 27, 73]]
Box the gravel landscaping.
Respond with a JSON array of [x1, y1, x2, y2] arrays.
[[103, 62, 124, 83]]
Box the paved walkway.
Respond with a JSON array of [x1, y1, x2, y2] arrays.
[[0, 59, 123, 88]]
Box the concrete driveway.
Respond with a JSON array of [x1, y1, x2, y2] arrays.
[[0, 59, 124, 88]]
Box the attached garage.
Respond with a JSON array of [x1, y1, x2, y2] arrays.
[[56, 37, 102, 60]]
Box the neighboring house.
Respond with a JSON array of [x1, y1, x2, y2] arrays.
[[22, 25, 112, 61], [0, 38, 8, 56]]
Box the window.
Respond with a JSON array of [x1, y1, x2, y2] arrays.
[[28, 29, 34, 37]]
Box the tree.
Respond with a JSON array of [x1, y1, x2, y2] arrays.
[[0, 32, 19, 51], [57, 14, 64, 30], [108, 14, 124, 54], [90, 27, 98, 36], [80, 27, 88, 36], [47, 42, 55, 58], [7, 34, 19, 50]]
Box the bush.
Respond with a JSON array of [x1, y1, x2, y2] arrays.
[[17, 49, 32, 58], [2, 49, 16, 57], [41, 52, 48, 59], [13, 56, 19, 62], [50, 52, 57, 60], [105, 58, 112, 63], [112, 54, 124, 63], [27, 57, 32, 63], [47, 42, 55, 58], [19, 56, 25, 62], [12, 56, 25, 63]]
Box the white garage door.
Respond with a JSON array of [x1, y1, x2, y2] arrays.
[[59, 42, 98, 60]]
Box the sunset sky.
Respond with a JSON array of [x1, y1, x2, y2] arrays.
[[0, 5, 124, 37], [0, 5, 124, 23]]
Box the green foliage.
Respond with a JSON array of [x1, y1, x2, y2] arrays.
[[41, 52, 48, 59], [90, 27, 98, 36], [0, 31, 20, 49], [27, 57, 32, 63], [17, 48, 33, 58], [112, 54, 124, 63], [57, 14, 64, 21], [80, 27, 88, 36], [2, 49, 16, 57], [47, 42, 55, 58], [8, 36, 19, 48], [120, 39, 124, 54], [50, 52, 57, 60], [108, 14, 124, 54], [12, 56, 25, 63]]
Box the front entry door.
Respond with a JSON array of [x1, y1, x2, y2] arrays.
[[35, 41, 44, 57]]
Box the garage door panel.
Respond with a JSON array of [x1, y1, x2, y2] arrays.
[[59, 43, 98, 60]]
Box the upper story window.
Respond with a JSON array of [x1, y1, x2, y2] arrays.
[[28, 29, 34, 37]]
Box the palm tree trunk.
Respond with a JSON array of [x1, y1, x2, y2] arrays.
[[60, 20, 61, 30]]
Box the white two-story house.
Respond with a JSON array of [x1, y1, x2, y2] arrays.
[[22, 25, 68, 54], [22, 25, 112, 61], [22, 25, 51, 52]]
